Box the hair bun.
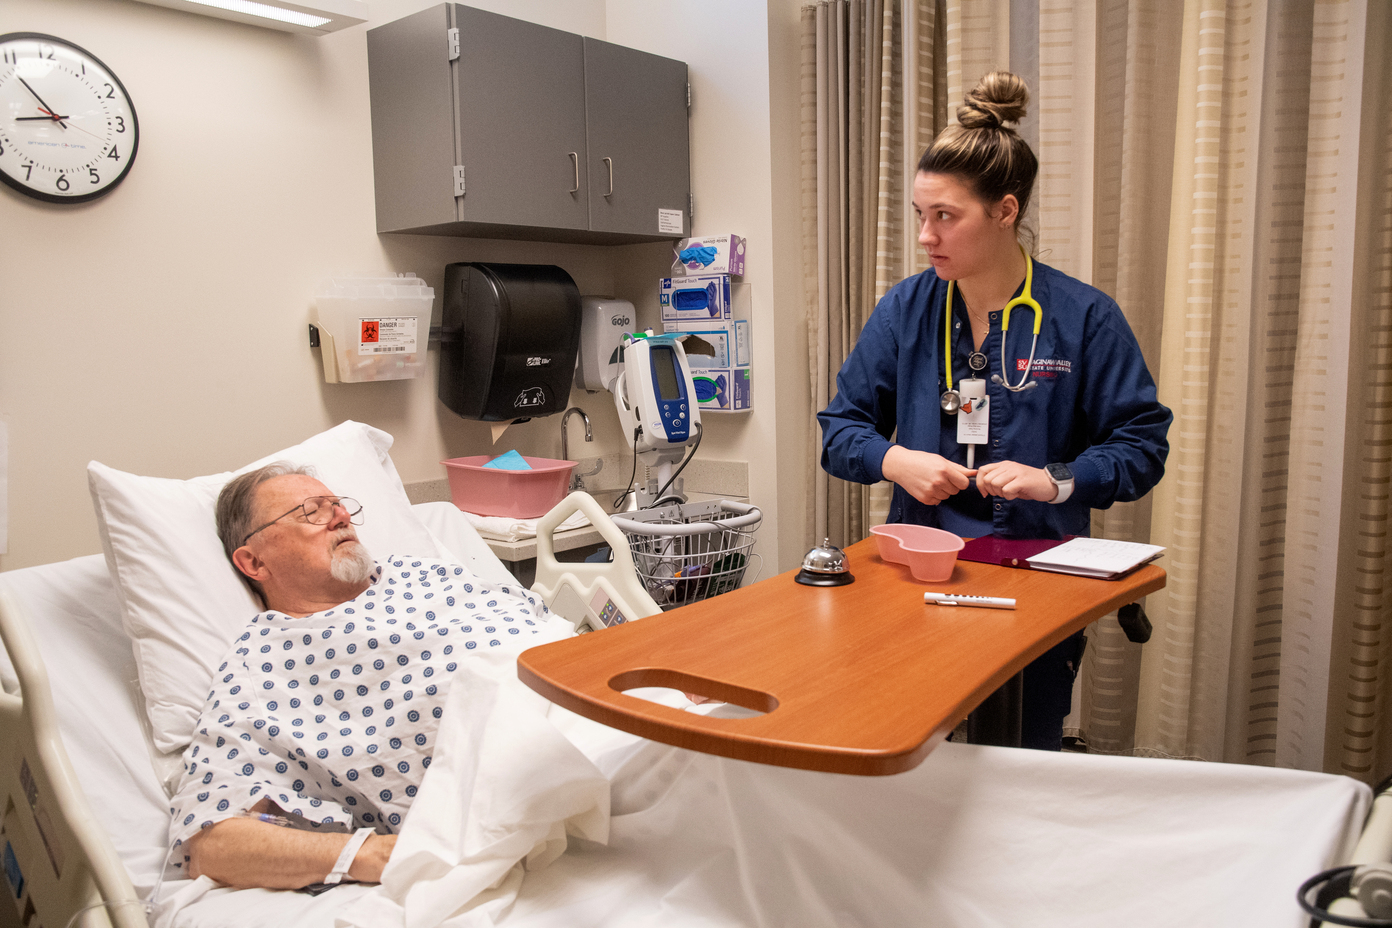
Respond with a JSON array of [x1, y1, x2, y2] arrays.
[[957, 70, 1029, 129]]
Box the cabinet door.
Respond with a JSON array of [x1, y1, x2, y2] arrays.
[[452, 5, 589, 231], [367, 5, 457, 233], [583, 38, 690, 237]]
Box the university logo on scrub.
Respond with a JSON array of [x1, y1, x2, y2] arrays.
[[1018, 357, 1072, 378]]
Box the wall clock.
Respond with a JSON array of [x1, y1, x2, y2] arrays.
[[0, 32, 139, 203]]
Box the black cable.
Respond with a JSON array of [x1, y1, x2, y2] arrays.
[[1297, 866, 1392, 927], [612, 427, 642, 511], [644, 421, 703, 510]]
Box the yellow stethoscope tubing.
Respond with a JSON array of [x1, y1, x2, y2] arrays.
[[942, 248, 1041, 394]]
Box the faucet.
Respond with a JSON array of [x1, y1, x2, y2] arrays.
[[561, 407, 593, 490]]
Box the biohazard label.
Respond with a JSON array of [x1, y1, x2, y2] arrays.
[[359, 317, 417, 355]]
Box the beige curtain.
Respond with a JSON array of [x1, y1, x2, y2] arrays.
[[801, 0, 944, 549], [1048, 0, 1392, 778], [804, 0, 1392, 779]]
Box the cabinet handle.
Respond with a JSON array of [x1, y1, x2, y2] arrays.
[[603, 157, 614, 198], [568, 152, 579, 193]]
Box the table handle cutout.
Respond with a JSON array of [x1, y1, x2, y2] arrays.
[[610, 668, 779, 716]]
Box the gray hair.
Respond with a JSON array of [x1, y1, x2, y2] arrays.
[[215, 462, 316, 595]]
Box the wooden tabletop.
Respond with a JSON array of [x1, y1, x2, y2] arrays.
[[517, 537, 1165, 775]]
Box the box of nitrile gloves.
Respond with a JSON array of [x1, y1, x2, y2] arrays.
[[670, 234, 745, 277], [685, 366, 751, 412], [659, 275, 750, 325]]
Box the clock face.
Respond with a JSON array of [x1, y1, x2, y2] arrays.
[[0, 33, 139, 204]]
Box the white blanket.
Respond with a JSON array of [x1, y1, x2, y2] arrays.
[[341, 653, 610, 928]]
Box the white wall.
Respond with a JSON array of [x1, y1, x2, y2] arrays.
[[0, 0, 811, 572], [605, 0, 811, 574]]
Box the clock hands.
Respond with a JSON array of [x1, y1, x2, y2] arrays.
[[17, 76, 68, 129], [14, 108, 107, 144]]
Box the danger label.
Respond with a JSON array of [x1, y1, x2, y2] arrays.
[[359, 317, 417, 354]]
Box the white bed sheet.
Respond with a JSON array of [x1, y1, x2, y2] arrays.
[[0, 549, 1373, 927]]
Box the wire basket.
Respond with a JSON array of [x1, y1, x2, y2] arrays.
[[608, 500, 762, 610]]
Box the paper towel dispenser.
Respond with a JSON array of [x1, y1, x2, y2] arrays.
[[438, 262, 582, 421]]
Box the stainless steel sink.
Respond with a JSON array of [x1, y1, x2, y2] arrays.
[[574, 486, 639, 514]]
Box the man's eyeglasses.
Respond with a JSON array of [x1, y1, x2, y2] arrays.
[[241, 496, 364, 546]]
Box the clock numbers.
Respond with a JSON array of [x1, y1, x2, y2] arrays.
[[0, 32, 139, 202]]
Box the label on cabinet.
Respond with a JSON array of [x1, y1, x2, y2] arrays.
[[657, 208, 684, 235]]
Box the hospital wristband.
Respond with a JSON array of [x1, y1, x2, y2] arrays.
[[324, 827, 376, 885]]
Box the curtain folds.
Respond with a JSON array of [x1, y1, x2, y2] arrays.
[[801, 0, 943, 548]]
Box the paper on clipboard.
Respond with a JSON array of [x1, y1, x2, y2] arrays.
[[1025, 537, 1165, 580]]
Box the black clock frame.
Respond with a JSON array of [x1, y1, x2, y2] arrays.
[[0, 32, 140, 204]]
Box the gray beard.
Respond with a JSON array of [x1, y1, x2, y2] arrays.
[[330, 538, 376, 585]]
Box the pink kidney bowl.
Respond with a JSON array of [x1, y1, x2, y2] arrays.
[[869, 524, 966, 582]]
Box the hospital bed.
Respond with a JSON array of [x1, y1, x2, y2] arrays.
[[0, 423, 1383, 928]]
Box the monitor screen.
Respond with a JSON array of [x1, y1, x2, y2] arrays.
[[651, 345, 682, 401]]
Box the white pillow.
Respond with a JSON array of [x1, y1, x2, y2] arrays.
[[89, 421, 445, 754]]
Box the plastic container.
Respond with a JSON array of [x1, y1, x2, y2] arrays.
[[314, 275, 435, 383], [442, 455, 578, 518], [870, 524, 965, 582]]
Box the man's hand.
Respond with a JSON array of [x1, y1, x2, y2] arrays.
[[975, 461, 1058, 502], [186, 802, 397, 889], [881, 446, 975, 505]]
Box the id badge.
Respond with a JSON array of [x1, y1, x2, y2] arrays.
[[956, 378, 989, 446]]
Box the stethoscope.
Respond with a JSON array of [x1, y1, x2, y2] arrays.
[[940, 247, 1042, 414]]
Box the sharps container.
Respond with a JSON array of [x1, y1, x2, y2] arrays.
[[313, 275, 435, 383]]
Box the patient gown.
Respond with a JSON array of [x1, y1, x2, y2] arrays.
[[164, 556, 573, 875]]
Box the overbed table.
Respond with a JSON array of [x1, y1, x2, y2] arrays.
[[517, 537, 1165, 775]]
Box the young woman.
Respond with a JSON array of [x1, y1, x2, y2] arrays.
[[818, 71, 1172, 751]]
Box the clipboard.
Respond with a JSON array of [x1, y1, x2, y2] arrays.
[[960, 534, 1164, 580], [957, 534, 1074, 569]]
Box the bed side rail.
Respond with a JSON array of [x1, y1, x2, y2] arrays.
[[0, 589, 148, 928], [531, 492, 662, 632]]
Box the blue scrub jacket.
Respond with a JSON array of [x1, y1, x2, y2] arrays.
[[818, 262, 1172, 540]]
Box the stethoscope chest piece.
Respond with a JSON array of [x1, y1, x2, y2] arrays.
[[940, 389, 962, 414]]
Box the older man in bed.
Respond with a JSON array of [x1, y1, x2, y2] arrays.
[[170, 463, 573, 891]]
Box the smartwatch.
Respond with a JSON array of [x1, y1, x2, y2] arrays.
[[1046, 463, 1074, 504]]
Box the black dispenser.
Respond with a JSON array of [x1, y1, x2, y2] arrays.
[[438, 263, 582, 421]]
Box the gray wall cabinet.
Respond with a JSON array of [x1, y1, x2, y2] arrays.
[[367, 4, 691, 244]]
